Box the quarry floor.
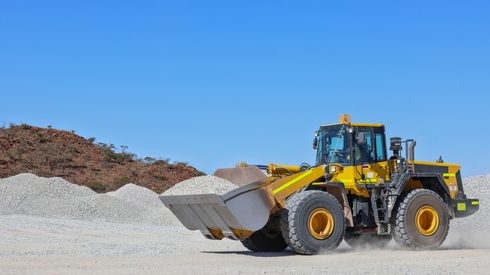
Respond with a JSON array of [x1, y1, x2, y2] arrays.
[[1, 215, 489, 275], [2, 249, 490, 275]]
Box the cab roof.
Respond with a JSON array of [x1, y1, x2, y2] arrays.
[[319, 123, 385, 128]]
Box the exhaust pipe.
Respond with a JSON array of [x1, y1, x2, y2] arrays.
[[408, 140, 416, 161]]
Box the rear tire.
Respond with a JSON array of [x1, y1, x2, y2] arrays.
[[344, 231, 392, 249], [241, 214, 288, 252], [390, 189, 449, 249], [281, 190, 345, 255]]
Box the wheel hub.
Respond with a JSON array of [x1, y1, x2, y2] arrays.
[[308, 208, 334, 240], [415, 205, 439, 236]]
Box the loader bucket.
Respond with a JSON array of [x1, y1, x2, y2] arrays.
[[160, 167, 275, 240]]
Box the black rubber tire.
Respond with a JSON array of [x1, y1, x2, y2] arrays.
[[241, 215, 288, 252], [281, 190, 345, 255], [390, 189, 450, 249], [344, 231, 392, 249]]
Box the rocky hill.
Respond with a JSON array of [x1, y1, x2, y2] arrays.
[[0, 124, 204, 193]]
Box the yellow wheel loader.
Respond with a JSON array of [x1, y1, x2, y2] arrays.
[[161, 114, 479, 255]]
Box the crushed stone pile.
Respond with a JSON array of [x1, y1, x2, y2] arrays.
[[0, 174, 239, 227], [162, 175, 238, 196], [450, 174, 489, 229], [107, 183, 164, 208], [445, 174, 490, 248], [106, 183, 179, 226], [0, 173, 178, 226]]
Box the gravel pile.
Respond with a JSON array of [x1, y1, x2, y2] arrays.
[[0, 173, 177, 226], [460, 174, 490, 224], [0, 174, 238, 227], [449, 174, 489, 228], [107, 183, 164, 208], [445, 174, 490, 248], [162, 175, 238, 196], [0, 174, 96, 218], [107, 183, 180, 226]]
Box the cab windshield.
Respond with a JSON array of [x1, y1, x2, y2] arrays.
[[315, 124, 351, 166]]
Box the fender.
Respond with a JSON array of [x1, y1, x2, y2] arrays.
[[308, 181, 354, 227], [389, 173, 453, 218], [393, 173, 451, 197]]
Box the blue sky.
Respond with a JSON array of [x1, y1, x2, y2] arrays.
[[1, 1, 489, 176]]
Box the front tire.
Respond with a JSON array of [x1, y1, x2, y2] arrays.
[[390, 189, 450, 249], [281, 190, 345, 255]]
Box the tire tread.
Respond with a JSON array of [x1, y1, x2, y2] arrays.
[[390, 189, 449, 249], [281, 190, 345, 255]]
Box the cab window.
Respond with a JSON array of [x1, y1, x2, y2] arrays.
[[375, 133, 386, 162], [355, 129, 374, 164]]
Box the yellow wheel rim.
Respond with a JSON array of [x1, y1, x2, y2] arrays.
[[415, 205, 439, 236], [308, 208, 334, 240]]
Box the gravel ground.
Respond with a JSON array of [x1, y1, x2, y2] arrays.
[[0, 215, 243, 257], [0, 215, 488, 274]]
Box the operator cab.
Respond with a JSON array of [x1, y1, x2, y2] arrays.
[[314, 115, 387, 167]]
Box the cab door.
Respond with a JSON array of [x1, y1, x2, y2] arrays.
[[353, 127, 389, 183], [371, 128, 389, 181]]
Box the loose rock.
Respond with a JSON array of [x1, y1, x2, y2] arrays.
[[161, 175, 238, 196]]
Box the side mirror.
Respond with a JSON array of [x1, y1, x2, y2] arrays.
[[356, 132, 366, 145], [313, 131, 319, 149]]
